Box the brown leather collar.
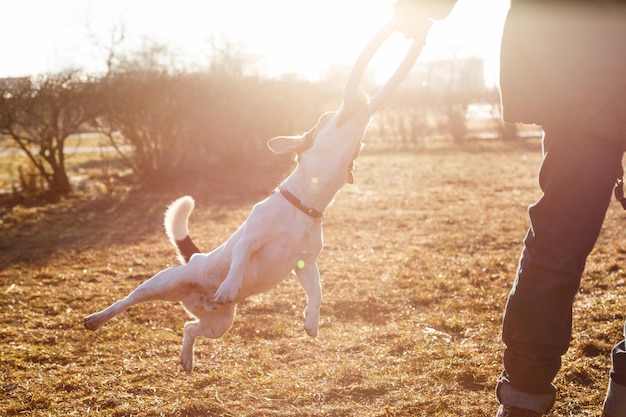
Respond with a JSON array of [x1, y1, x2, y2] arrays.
[[277, 186, 323, 220]]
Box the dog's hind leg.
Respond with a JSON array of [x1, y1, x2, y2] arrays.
[[295, 261, 322, 337], [180, 303, 236, 372], [84, 266, 186, 331]]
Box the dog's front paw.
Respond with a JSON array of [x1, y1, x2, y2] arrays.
[[214, 282, 238, 304]]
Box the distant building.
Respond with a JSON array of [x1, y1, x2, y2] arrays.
[[317, 57, 484, 97]]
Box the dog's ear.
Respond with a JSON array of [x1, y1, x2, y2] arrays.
[[267, 135, 306, 154]]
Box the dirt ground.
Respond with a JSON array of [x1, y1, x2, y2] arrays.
[[2, 140, 625, 416]]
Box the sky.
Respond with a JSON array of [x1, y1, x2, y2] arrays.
[[0, 0, 510, 84]]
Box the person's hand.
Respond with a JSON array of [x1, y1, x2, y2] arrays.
[[393, 0, 457, 39]]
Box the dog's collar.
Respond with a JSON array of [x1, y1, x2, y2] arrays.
[[277, 186, 324, 220]]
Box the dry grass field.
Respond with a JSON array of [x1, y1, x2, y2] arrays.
[[1, 140, 625, 416]]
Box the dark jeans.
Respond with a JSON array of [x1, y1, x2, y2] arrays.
[[502, 127, 626, 394]]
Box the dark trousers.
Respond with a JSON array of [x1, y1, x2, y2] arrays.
[[502, 127, 626, 393]]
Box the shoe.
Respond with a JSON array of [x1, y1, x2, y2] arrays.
[[496, 405, 545, 417]]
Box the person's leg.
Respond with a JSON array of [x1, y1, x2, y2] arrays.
[[497, 128, 625, 413], [603, 321, 626, 417]]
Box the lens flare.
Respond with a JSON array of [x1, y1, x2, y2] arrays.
[[297, 260, 306, 269], [309, 177, 320, 194]]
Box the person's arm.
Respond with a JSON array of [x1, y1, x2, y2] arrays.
[[393, 0, 457, 38]]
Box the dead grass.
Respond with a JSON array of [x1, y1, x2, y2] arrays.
[[1, 139, 625, 416]]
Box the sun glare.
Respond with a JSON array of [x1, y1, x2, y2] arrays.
[[191, 0, 510, 84], [0, 0, 509, 82]]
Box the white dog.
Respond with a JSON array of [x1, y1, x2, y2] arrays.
[[84, 91, 371, 372], [83, 16, 424, 371]]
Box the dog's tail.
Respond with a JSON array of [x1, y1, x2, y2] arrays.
[[164, 196, 201, 264]]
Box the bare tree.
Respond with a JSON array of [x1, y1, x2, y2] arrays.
[[87, 21, 127, 76], [98, 70, 200, 183], [427, 57, 486, 142], [207, 35, 260, 78], [0, 72, 99, 196], [91, 33, 331, 184]]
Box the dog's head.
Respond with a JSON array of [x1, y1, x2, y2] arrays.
[[267, 89, 370, 185]]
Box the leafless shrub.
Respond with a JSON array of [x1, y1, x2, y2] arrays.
[[0, 72, 100, 196]]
